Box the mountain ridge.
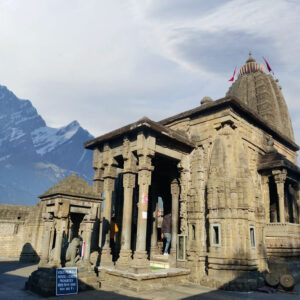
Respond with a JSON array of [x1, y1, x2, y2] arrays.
[[0, 85, 94, 205]]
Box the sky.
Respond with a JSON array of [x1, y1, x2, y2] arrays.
[[0, 0, 299, 151]]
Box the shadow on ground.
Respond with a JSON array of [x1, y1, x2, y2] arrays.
[[0, 261, 299, 300]]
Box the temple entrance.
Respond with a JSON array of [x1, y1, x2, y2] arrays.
[[147, 154, 179, 260], [110, 153, 180, 265]]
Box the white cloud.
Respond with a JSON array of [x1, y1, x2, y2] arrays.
[[0, 0, 299, 153]]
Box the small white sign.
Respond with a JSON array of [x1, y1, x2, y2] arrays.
[[142, 211, 147, 219], [56, 267, 78, 296]]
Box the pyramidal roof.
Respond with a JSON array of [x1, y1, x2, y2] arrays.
[[39, 174, 100, 200]]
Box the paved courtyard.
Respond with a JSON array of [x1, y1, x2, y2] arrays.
[[0, 261, 300, 300]]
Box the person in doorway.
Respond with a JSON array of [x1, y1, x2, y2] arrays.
[[161, 213, 171, 256], [110, 217, 119, 261]]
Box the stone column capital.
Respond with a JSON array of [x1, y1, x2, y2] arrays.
[[123, 173, 136, 189], [273, 169, 287, 184], [83, 221, 94, 231], [177, 156, 189, 173], [137, 149, 155, 171], [83, 213, 97, 224], [261, 175, 270, 185], [171, 178, 180, 196], [93, 167, 104, 180], [103, 177, 116, 191], [138, 169, 152, 186], [103, 164, 118, 179], [92, 147, 103, 168]]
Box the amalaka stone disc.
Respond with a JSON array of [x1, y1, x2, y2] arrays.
[[280, 274, 295, 290], [265, 273, 279, 288]]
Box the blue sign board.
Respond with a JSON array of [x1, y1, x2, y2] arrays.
[[56, 267, 78, 296]]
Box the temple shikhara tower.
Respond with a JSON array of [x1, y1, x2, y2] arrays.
[[1, 53, 299, 294]]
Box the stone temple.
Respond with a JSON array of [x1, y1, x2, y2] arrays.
[[1, 53, 300, 293]]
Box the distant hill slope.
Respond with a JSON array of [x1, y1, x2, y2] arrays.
[[0, 85, 94, 205]]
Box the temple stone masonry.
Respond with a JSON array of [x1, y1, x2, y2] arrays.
[[1, 53, 300, 293]]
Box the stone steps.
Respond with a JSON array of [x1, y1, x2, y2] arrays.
[[150, 254, 170, 269]]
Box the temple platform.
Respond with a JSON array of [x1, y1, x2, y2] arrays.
[[97, 266, 190, 292]]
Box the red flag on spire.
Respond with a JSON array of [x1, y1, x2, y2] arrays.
[[228, 66, 236, 82], [262, 56, 274, 75]]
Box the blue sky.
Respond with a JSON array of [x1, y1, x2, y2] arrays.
[[0, 0, 299, 152]]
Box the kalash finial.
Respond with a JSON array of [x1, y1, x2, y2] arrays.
[[246, 51, 256, 63]]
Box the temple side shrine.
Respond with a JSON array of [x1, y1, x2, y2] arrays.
[[1, 53, 300, 294]]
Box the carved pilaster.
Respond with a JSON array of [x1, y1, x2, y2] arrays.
[[273, 169, 287, 223], [261, 176, 270, 222], [83, 211, 96, 267], [170, 178, 180, 259], [178, 157, 189, 235], [39, 213, 53, 266]]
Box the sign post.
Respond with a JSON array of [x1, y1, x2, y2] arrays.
[[56, 267, 78, 296]]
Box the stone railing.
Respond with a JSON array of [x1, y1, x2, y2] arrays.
[[265, 223, 300, 257], [265, 223, 300, 236]]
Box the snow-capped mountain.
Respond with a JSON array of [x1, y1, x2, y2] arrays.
[[0, 85, 94, 205]]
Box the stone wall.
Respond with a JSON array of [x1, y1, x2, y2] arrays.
[[165, 104, 297, 285], [0, 203, 44, 261]]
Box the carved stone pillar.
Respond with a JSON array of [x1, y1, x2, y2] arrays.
[[116, 139, 138, 270], [170, 178, 180, 258], [83, 221, 93, 266], [130, 147, 154, 273], [52, 218, 67, 266], [116, 172, 136, 269], [39, 213, 53, 266], [262, 176, 270, 222], [100, 146, 118, 266], [273, 169, 287, 223], [101, 176, 116, 266]]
